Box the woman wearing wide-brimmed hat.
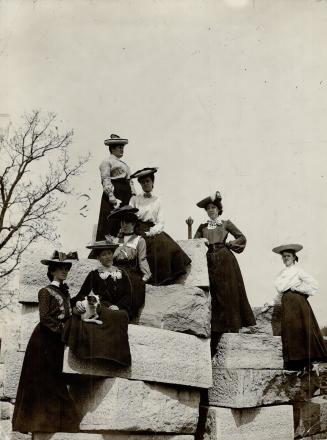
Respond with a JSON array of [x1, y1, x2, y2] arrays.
[[64, 239, 133, 366], [96, 134, 136, 239], [194, 191, 256, 338], [13, 252, 79, 433], [108, 205, 151, 315], [129, 167, 191, 285], [272, 244, 327, 371]]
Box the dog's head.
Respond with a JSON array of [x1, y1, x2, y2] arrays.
[[86, 291, 100, 305]]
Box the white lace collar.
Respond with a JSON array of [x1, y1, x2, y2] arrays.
[[207, 216, 222, 229], [97, 265, 122, 280]]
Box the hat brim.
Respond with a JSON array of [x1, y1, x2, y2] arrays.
[[87, 244, 119, 260], [272, 244, 303, 254], [196, 196, 222, 209], [40, 259, 73, 266], [108, 210, 139, 221], [104, 139, 128, 147], [130, 168, 158, 180]]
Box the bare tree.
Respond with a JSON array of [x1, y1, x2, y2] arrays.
[[0, 110, 90, 288]]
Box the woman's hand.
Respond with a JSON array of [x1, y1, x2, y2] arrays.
[[142, 274, 151, 282], [109, 305, 119, 311], [74, 301, 86, 314]]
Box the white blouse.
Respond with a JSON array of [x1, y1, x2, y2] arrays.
[[99, 154, 135, 204], [129, 194, 164, 237], [275, 265, 318, 296]]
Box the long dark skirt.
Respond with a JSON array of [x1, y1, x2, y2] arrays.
[[63, 306, 131, 366], [136, 221, 191, 286], [207, 246, 256, 333], [12, 323, 79, 433], [281, 290, 327, 369], [96, 178, 132, 239], [114, 263, 146, 318]]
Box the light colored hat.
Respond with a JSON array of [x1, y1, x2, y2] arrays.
[[196, 191, 222, 209], [130, 167, 158, 180], [104, 134, 128, 147], [272, 244, 303, 254], [41, 251, 79, 266]]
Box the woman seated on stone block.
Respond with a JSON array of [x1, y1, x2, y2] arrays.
[[13, 251, 80, 433], [129, 167, 191, 285], [272, 244, 327, 372], [194, 191, 256, 351], [64, 239, 134, 366]]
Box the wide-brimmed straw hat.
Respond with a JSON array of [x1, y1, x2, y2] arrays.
[[87, 236, 120, 259], [130, 167, 158, 180], [196, 191, 222, 209], [104, 134, 128, 147], [108, 205, 139, 222], [41, 251, 79, 266], [272, 244, 303, 254]]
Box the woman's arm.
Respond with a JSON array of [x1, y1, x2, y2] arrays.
[[38, 289, 64, 333], [146, 199, 165, 236], [194, 224, 205, 239], [71, 272, 94, 313], [115, 273, 133, 318], [225, 220, 246, 253], [293, 269, 319, 296], [137, 237, 152, 281], [99, 159, 118, 205]]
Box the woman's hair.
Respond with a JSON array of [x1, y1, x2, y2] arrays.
[[47, 263, 72, 281], [205, 200, 223, 216], [122, 214, 137, 224], [282, 250, 299, 263], [138, 174, 155, 184], [96, 248, 114, 259]]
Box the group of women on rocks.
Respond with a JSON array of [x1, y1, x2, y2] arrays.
[[13, 134, 327, 434]]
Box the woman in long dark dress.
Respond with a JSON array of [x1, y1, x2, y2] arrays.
[[96, 133, 136, 239], [108, 205, 151, 316], [272, 244, 327, 371], [65, 240, 133, 366], [129, 167, 191, 285], [194, 191, 256, 337], [12, 252, 79, 433]]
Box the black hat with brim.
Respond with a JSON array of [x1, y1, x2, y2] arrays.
[[196, 191, 222, 209], [104, 134, 128, 147], [272, 244, 303, 254], [86, 240, 120, 260], [41, 251, 78, 266], [108, 205, 139, 221], [130, 167, 158, 180]]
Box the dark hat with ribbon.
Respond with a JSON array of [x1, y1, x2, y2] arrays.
[[196, 191, 222, 209], [130, 167, 158, 180], [272, 244, 303, 254], [107, 205, 139, 222], [41, 251, 79, 266], [104, 134, 128, 147], [87, 235, 120, 259]]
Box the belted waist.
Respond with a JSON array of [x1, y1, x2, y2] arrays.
[[283, 289, 308, 297], [207, 243, 226, 252]]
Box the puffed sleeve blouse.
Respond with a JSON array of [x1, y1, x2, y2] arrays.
[[194, 219, 246, 253], [114, 234, 151, 280], [38, 281, 72, 334], [99, 154, 135, 204], [275, 265, 318, 296], [129, 194, 164, 236]]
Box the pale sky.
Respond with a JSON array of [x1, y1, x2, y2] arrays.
[[1, 0, 327, 324]]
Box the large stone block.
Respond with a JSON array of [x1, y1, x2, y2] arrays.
[[3, 350, 25, 399], [69, 377, 199, 432], [240, 305, 281, 336], [294, 396, 327, 439], [199, 405, 294, 440], [33, 435, 194, 440], [176, 239, 209, 288], [208, 367, 323, 408], [0, 324, 20, 363], [64, 324, 212, 388], [0, 401, 14, 420], [212, 334, 283, 370]]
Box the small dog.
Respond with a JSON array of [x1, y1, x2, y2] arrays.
[[81, 291, 103, 325]]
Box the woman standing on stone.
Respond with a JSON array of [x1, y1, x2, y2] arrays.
[[96, 134, 135, 239], [272, 244, 327, 371], [65, 240, 133, 366], [12, 252, 79, 433], [108, 205, 151, 315], [129, 167, 191, 285], [194, 191, 256, 337]]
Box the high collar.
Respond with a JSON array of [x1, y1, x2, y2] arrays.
[[51, 280, 60, 287], [143, 192, 152, 198]]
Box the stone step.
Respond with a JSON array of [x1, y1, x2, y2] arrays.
[[212, 333, 283, 370], [294, 396, 327, 439], [33, 435, 194, 440], [198, 405, 294, 440], [208, 367, 324, 408], [63, 324, 212, 388], [18, 239, 209, 304], [239, 305, 281, 336], [69, 377, 199, 432], [3, 350, 25, 399]]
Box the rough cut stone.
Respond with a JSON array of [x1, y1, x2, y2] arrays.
[[33, 435, 194, 440], [199, 405, 294, 440], [0, 401, 14, 419], [64, 324, 212, 388], [294, 396, 327, 439], [208, 367, 324, 408], [212, 333, 283, 370], [239, 305, 281, 336], [68, 377, 199, 432], [3, 350, 25, 399], [0, 324, 20, 363], [175, 239, 209, 288]]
